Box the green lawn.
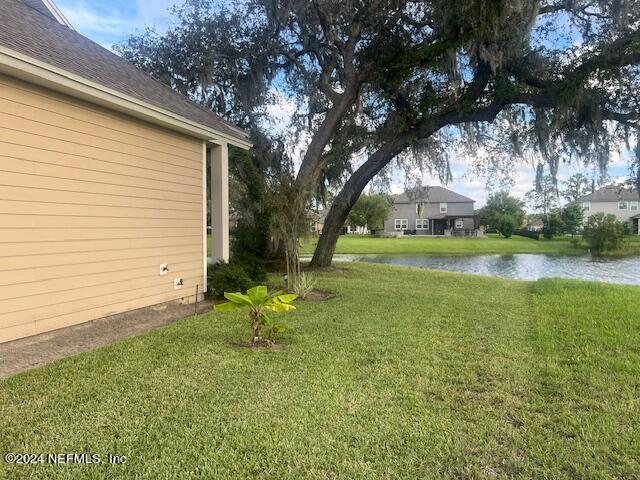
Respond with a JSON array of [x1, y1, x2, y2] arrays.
[[301, 233, 640, 256], [301, 233, 580, 256], [209, 234, 640, 257], [2, 264, 639, 478]]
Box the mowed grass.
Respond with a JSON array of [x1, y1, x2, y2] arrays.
[[1, 264, 640, 479], [211, 233, 570, 257], [301, 233, 579, 256], [210, 233, 640, 257]]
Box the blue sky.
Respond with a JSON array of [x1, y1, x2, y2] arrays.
[[56, 0, 633, 208], [57, 0, 176, 48]]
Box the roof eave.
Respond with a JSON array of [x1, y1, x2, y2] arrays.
[[0, 45, 252, 150]]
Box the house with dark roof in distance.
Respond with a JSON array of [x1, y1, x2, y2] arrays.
[[577, 185, 640, 234], [0, 0, 250, 343], [384, 187, 479, 236], [525, 219, 545, 232]]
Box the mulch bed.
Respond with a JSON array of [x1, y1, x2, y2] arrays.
[[298, 289, 336, 301], [230, 340, 288, 350]]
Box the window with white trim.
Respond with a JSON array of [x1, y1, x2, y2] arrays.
[[582, 202, 591, 212], [631, 201, 639, 211], [455, 219, 464, 229], [394, 219, 408, 230], [439, 203, 447, 213], [416, 219, 429, 229], [619, 201, 628, 210]]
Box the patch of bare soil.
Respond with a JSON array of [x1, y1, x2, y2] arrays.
[[298, 289, 336, 301]]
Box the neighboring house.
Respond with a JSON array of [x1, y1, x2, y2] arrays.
[[525, 219, 544, 232], [0, 0, 251, 343], [577, 185, 640, 234], [310, 210, 326, 233], [384, 187, 477, 235]]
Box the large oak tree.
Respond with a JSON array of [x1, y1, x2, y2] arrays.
[[118, 0, 640, 267]]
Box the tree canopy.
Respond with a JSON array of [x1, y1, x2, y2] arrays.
[[478, 191, 526, 230], [525, 175, 560, 215], [117, 0, 640, 266], [562, 173, 593, 202], [560, 202, 585, 236], [346, 194, 392, 231]]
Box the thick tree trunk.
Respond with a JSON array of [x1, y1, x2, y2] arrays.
[[310, 196, 352, 268], [279, 89, 360, 269], [308, 63, 503, 268], [295, 88, 360, 196], [309, 76, 503, 267], [310, 138, 410, 267]]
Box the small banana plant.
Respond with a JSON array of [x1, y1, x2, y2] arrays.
[[216, 286, 297, 345]]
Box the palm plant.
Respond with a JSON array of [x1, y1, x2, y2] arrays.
[[216, 286, 297, 345]]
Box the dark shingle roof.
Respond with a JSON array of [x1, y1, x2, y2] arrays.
[[577, 186, 639, 203], [0, 0, 249, 144], [20, 0, 57, 21], [392, 186, 475, 204]]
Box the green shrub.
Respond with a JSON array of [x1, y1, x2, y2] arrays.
[[232, 222, 269, 263], [583, 213, 628, 253], [293, 272, 318, 299], [570, 237, 583, 249], [208, 262, 253, 299], [497, 215, 517, 238], [208, 221, 267, 300], [231, 252, 267, 283], [226, 221, 268, 285]]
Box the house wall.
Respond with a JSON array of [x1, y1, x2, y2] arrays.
[[584, 201, 639, 229], [384, 201, 475, 233], [0, 74, 205, 343]]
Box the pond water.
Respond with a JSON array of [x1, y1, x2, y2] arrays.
[[324, 253, 640, 286]]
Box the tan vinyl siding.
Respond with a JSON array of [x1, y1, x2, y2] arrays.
[[0, 74, 205, 343]]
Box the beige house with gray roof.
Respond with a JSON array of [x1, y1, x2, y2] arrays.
[[384, 186, 478, 236], [577, 186, 640, 234], [0, 0, 250, 342]]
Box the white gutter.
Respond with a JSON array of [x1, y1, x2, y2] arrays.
[[0, 45, 252, 150], [42, 0, 75, 30]]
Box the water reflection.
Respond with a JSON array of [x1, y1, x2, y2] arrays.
[[325, 254, 640, 286]]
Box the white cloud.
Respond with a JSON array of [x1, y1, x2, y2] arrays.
[[135, 0, 175, 29], [60, 2, 135, 36], [57, 0, 176, 47]]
